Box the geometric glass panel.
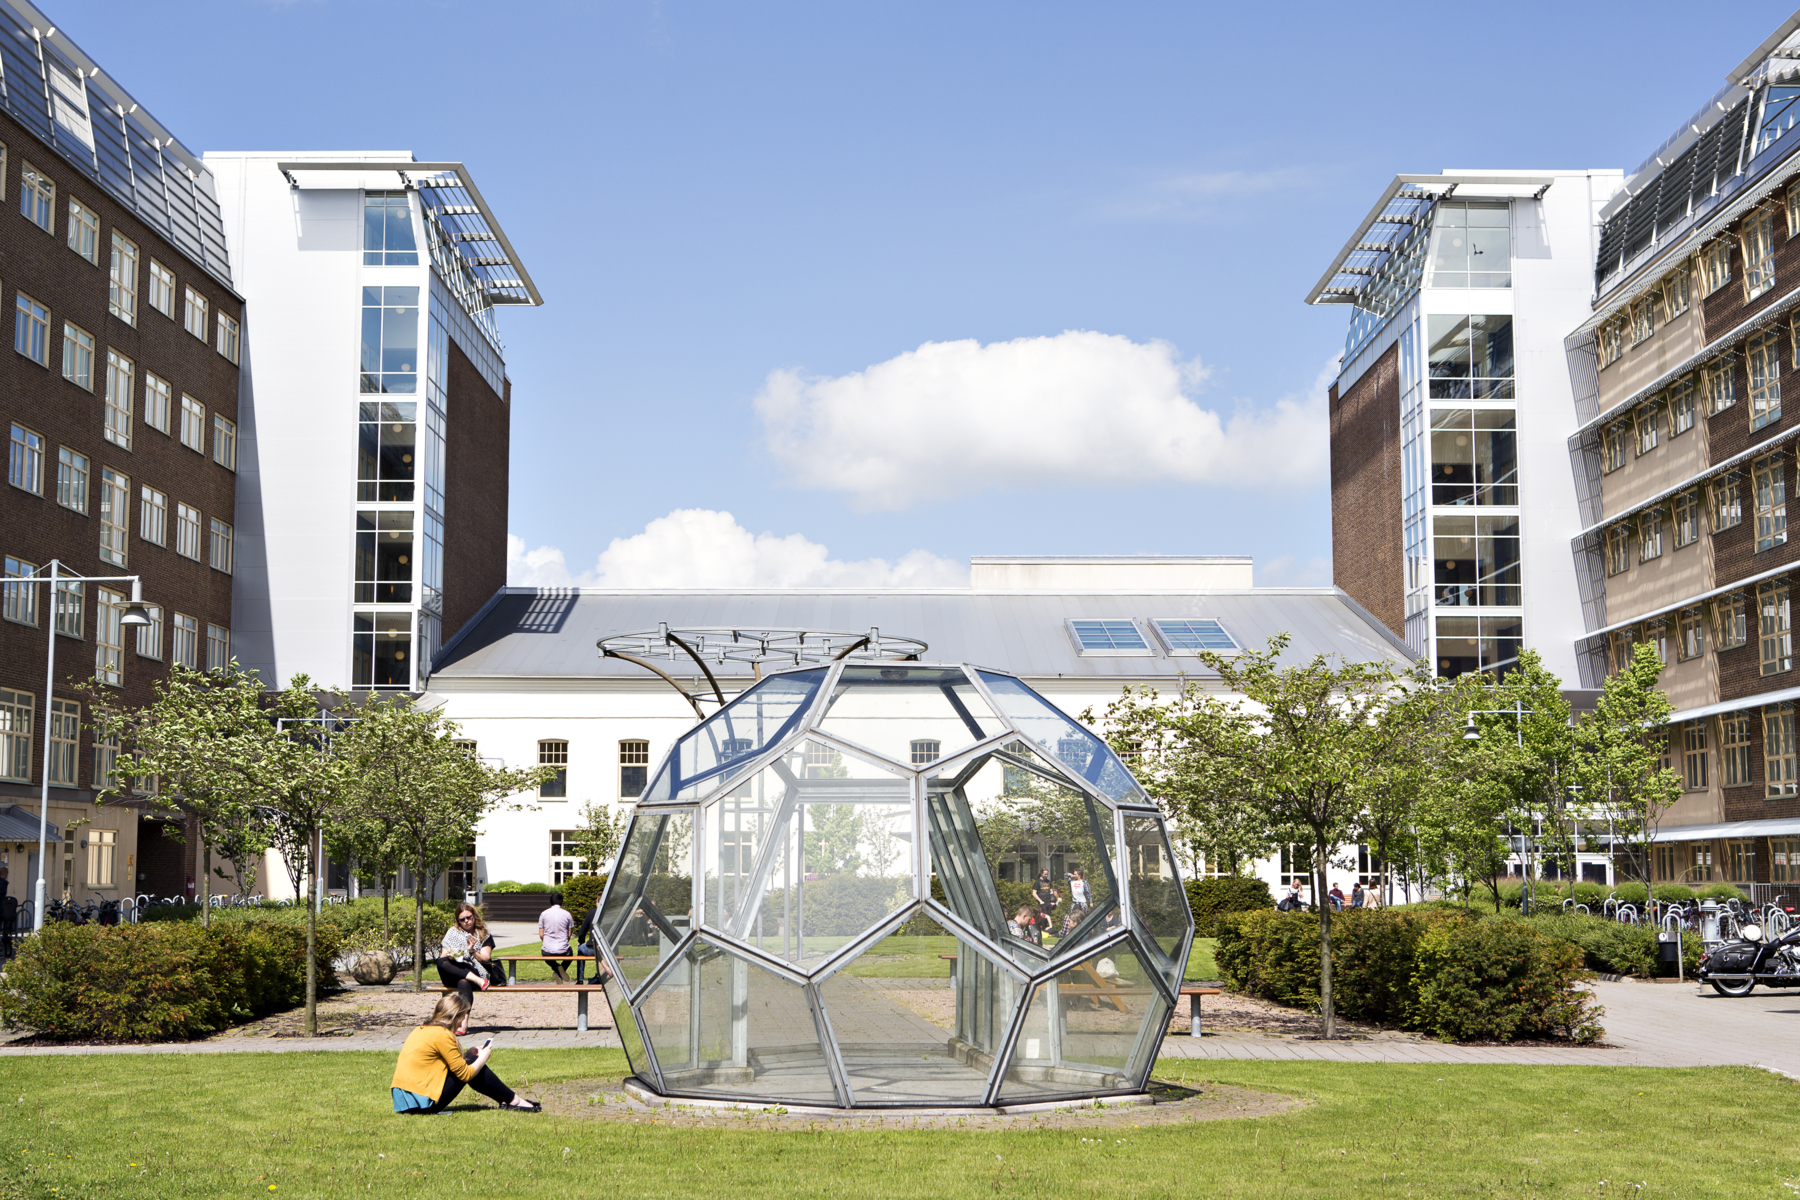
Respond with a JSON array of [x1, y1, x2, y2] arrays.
[[594, 810, 693, 997], [637, 938, 839, 1106], [975, 671, 1150, 806], [1123, 812, 1189, 993], [995, 940, 1169, 1104], [641, 668, 827, 802], [815, 665, 1004, 767], [600, 966, 653, 1083]]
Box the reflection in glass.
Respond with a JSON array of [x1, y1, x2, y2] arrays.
[[363, 193, 420, 266], [354, 509, 413, 603], [1427, 202, 1510, 288], [358, 402, 416, 502], [1429, 408, 1516, 505], [359, 286, 420, 394], [600, 967, 653, 1083], [1432, 513, 1521, 607], [1427, 314, 1514, 399], [1434, 614, 1524, 680], [596, 811, 693, 996], [352, 611, 411, 689], [817, 665, 1003, 765], [975, 672, 1147, 806], [1123, 814, 1188, 991], [642, 669, 827, 802], [996, 943, 1169, 1103]]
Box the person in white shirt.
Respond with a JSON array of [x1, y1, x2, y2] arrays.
[[538, 900, 575, 983]]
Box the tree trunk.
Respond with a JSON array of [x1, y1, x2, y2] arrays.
[[1315, 836, 1334, 1040], [200, 836, 212, 929], [413, 851, 426, 991], [303, 850, 318, 1037], [381, 882, 391, 943]]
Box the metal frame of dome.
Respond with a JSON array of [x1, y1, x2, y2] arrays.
[[591, 659, 1191, 1109]]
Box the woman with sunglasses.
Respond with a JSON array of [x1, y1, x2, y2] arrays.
[[437, 902, 494, 1005]]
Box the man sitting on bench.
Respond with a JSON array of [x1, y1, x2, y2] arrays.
[[539, 897, 576, 983]]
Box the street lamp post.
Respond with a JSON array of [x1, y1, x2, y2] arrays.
[[23, 560, 153, 931]]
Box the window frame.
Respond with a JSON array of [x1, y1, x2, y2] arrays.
[[60, 320, 93, 391], [538, 740, 569, 798], [103, 349, 132, 450], [1066, 618, 1154, 656], [619, 738, 649, 799], [171, 612, 199, 668], [211, 414, 236, 470], [47, 698, 77, 787], [98, 467, 128, 567], [134, 602, 161, 659], [8, 422, 43, 494], [0, 687, 30, 783], [138, 485, 166, 546], [19, 161, 53, 233], [108, 230, 137, 325], [1755, 452, 1789, 553], [1682, 718, 1709, 791], [1674, 489, 1701, 548], [94, 587, 123, 687], [1701, 238, 1733, 295], [55, 446, 88, 514], [1721, 711, 1754, 787], [1150, 617, 1242, 655], [1769, 703, 1799, 798], [174, 502, 201, 561], [1678, 606, 1706, 661], [178, 395, 205, 454], [1603, 422, 1628, 472], [1606, 524, 1632, 576], [208, 517, 232, 574], [205, 623, 230, 673], [216, 312, 239, 364], [1715, 592, 1750, 650], [147, 259, 174, 319], [1743, 208, 1777, 301], [1639, 506, 1665, 562], [65, 196, 97, 264], [182, 286, 208, 341], [1749, 330, 1782, 431], [1664, 267, 1692, 318], [1760, 578, 1793, 676], [1635, 402, 1662, 456], [144, 372, 171, 435], [1713, 474, 1744, 532], [14, 292, 48, 366], [2, 557, 37, 627]]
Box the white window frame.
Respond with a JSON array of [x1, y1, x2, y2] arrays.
[[2, 556, 36, 626], [171, 612, 199, 668], [178, 395, 205, 453], [205, 623, 230, 672], [65, 196, 97, 264], [144, 372, 171, 434], [95, 587, 123, 687], [60, 321, 93, 390], [1065, 618, 1154, 656], [103, 349, 132, 450], [211, 414, 235, 470], [175, 502, 201, 561], [216, 312, 239, 364], [139, 485, 166, 546], [0, 687, 30, 783], [14, 292, 48, 365], [55, 446, 88, 514], [8, 422, 43, 494], [19, 161, 53, 232], [182, 286, 208, 341], [147, 259, 174, 319], [209, 517, 232, 574], [47, 698, 77, 787], [135, 602, 161, 659], [1150, 617, 1242, 655], [98, 467, 128, 567], [108, 230, 137, 325]]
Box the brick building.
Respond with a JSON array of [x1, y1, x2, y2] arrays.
[[0, 2, 241, 912]]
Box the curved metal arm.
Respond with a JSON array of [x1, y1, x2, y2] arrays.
[[602, 649, 708, 720], [663, 632, 727, 707], [831, 635, 872, 661]]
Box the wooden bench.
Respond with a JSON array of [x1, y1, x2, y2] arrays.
[[441, 983, 610, 1033], [496, 954, 601, 984], [1178, 985, 1221, 1037]]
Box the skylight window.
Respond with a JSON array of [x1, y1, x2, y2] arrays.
[[1068, 620, 1151, 654], [1153, 619, 1240, 653]]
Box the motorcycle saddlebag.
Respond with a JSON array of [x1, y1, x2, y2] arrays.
[[1709, 943, 1760, 973]]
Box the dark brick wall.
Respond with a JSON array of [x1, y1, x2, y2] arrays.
[[0, 105, 240, 795], [1329, 343, 1403, 639], [439, 341, 508, 646], [1698, 197, 1800, 342]]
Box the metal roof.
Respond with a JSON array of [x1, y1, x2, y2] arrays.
[[0, 804, 57, 843], [431, 587, 1414, 685], [1647, 816, 1800, 843]]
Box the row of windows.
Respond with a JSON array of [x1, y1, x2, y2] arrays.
[[1611, 577, 1800, 680], [1598, 327, 1789, 471], [1651, 836, 1800, 884], [0, 674, 218, 792], [534, 739, 651, 800], [0, 560, 228, 690], [1656, 708, 1800, 802], [1065, 618, 1241, 655], [0, 141, 240, 359], [1603, 453, 1783, 576], [1599, 265, 1694, 365], [6, 426, 230, 573]]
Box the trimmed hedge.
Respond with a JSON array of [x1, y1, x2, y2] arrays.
[[0, 921, 339, 1042], [1216, 908, 1602, 1043], [484, 881, 556, 893], [1184, 876, 1274, 936], [141, 896, 463, 942], [561, 874, 607, 937]]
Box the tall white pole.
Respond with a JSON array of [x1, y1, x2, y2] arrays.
[[33, 561, 59, 931]]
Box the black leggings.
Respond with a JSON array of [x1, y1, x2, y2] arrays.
[[436, 958, 486, 1006], [425, 1052, 515, 1112]]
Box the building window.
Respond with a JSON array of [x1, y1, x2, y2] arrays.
[[60, 322, 93, 390], [358, 401, 416, 501], [216, 313, 239, 364], [1643, 618, 1669, 664], [19, 161, 51, 231], [1639, 507, 1665, 562], [14, 293, 48, 365], [1068, 620, 1150, 652], [538, 741, 569, 798], [1715, 593, 1749, 650], [1769, 704, 1799, 797], [171, 613, 199, 668], [212, 415, 236, 470], [103, 350, 132, 450], [910, 739, 942, 765], [1606, 524, 1632, 576], [1603, 422, 1628, 473], [1430, 408, 1517, 504], [1153, 618, 1241, 652], [363, 192, 420, 266], [1598, 319, 1623, 366], [1664, 267, 1691, 318], [56, 447, 88, 514], [54, 580, 82, 638], [1743, 209, 1777, 300], [1713, 475, 1743, 532], [65, 197, 97, 264], [1700, 238, 1732, 295], [1665, 389, 1693, 446], [109, 231, 137, 325], [1750, 331, 1782, 430], [147, 260, 174, 319], [619, 739, 649, 798], [0, 688, 30, 783], [8, 423, 43, 493], [1426, 202, 1510, 288], [85, 827, 115, 887], [3, 557, 35, 626], [179, 396, 205, 453], [1761, 579, 1793, 676], [360, 286, 420, 394], [1683, 719, 1709, 791], [1609, 630, 1636, 675], [95, 588, 123, 687], [1679, 607, 1706, 661], [1428, 314, 1514, 398], [1774, 837, 1800, 882], [182, 287, 208, 341], [1755, 453, 1788, 552], [549, 830, 585, 884], [98, 468, 128, 567], [139, 485, 166, 546], [47, 699, 77, 786], [1630, 295, 1658, 345], [144, 373, 170, 434], [1433, 513, 1521, 607], [1433, 614, 1522, 679], [351, 611, 411, 688], [1721, 712, 1754, 786], [205, 624, 230, 672], [208, 518, 233, 574], [1723, 838, 1754, 882], [135, 603, 161, 659], [1703, 362, 1737, 415], [1673, 490, 1701, 548], [353, 510, 413, 603], [174, 503, 201, 560]]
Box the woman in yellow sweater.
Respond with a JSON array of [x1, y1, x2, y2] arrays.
[[390, 993, 542, 1113]]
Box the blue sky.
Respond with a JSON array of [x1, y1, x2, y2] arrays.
[[56, 1, 1793, 586]]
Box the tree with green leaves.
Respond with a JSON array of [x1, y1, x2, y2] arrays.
[[335, 697, 553, 990], [1577, 642, 1681, 893], [566, 800, 628, 878], [329, 800, 410, 942]]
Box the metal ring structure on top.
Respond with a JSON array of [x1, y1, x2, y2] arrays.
[[598, 625, 928, 715]]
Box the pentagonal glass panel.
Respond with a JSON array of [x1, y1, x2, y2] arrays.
[[996, 941, 1169, 1104], [599, 965, 653, 1084], [637, 938, 839, 1105], [701, 740, 915, 970], [1124, 812, 1191, 992], [818, 921, 1022, 1105], [595, 810, 694, 996], [815, 665, 1005, 767], [975, 671, 1149, 806], [642, 668, 828, 802]]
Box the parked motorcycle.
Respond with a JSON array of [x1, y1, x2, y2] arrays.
[[1697, 925, 1800, 995]]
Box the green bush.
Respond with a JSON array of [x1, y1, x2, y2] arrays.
[[1512, 911, 1700, 977], [1697, 884, 1749, 902], [484, 880, 556, 894], [1184, 876, 1273, 936], [561, 874, 607, 937], [1610, 883, 1647, 905], [1407, 919, 1602, 1043], [1652, 884, 1696, 903], [0, 922, 336, 1042], [141, 896, 459, 953]]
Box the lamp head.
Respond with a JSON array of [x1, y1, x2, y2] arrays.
[[1463, 716, 1481, 742], [120, 579, 151, 627]]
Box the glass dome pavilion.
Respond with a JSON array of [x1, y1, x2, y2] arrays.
[[591, 661, 1192, 1109]]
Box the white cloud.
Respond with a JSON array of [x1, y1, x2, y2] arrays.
[[755, 330, 1332, 512], [1099, 167, 1310, 221], [1254, 554, 1333, 588], [507, 509, 968, 589]]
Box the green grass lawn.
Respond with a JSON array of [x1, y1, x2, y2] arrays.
[[0, 1051, 1792, 1198], [1185, 936, 1218, 981]]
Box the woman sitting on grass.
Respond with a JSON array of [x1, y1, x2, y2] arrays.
[[390, 992, 541, 1113]]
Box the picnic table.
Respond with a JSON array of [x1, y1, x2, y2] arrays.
[[1178, 985, 1221, 1036], [497, 954, 600, 984]]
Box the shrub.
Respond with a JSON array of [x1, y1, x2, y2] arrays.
[[1697, 884, 1749, 902], [1407, 919, 1602, 1043], [1610, 883, 1648, 905], [0, 921, 335, 1042], [561, 874, 607, 936], [1652, 884, 1696, 903], [1184, 876, 1273, 936], [1515, 911, 1701, 976], [484, 880, 556, 894]]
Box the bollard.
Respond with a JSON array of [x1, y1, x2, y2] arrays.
[[1700, 899, 1719, 944]]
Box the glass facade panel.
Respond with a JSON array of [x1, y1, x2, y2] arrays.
[[354, 509, 414, 603], [641, 669, 827, 802], [1123, 813, 1188, 991], [351, 611, 411, 689], [816, 665, 1003, 765], [1434, 615, 1523, 679], [1432, 513, 1520, 607], [1429, 408, 1517, 506], [357, 402, 416, 502], [1427, 202, 1510, 289], [995, 941, 1168, 1103], [975, 672, 1147, 806], [596, 810, 694, 997], [1427, 314, 1514, 399], [359, 286, 420, 394], [363, 192, 420, 267]]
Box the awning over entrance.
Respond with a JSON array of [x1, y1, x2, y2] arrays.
[[0, 805, 58, 843], [1647, 817, 1800, 843]]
